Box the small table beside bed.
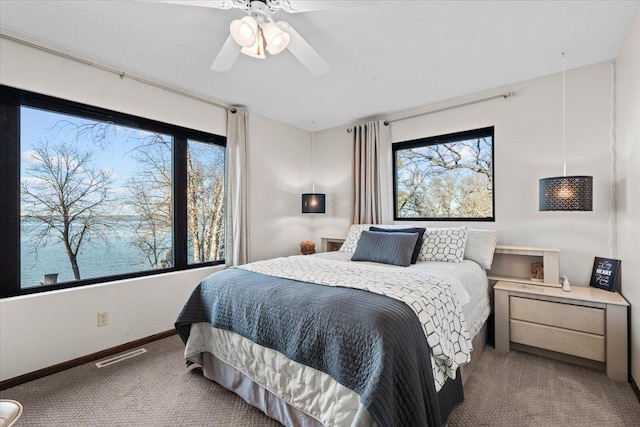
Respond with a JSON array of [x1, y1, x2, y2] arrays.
[[175, 225, 498, 427]]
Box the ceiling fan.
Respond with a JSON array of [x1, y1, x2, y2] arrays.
[[158, 0, 351, 76]]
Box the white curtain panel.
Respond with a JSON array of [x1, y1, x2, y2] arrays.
[[352, 120, 392, 224], [225, 107, 250, 266]]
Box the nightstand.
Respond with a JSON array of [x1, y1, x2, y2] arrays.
[[494, 281, 629, 381]]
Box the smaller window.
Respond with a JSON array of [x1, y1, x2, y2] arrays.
[[187, 139, 225, 265], [393, 127, 495, 221]]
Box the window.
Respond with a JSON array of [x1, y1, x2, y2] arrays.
[[186, 139, 225, 264], [393, 127, 494, 221], [0, 85, 226, 297]]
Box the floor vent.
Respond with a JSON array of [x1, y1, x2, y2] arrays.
[[95, 348, 147, 368]]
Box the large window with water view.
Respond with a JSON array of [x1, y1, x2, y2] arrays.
[[393, 127, 495, 221], [20, 107, 175, 288], [1, 85, 226, 296]]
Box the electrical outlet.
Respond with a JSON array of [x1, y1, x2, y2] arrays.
[[97, 312, 109, 327]]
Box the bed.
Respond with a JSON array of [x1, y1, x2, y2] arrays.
[[175, 226, 495, 427]]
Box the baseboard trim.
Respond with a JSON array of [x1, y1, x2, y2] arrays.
[[0, 329, 176, 391], [631, 375, 640, 403]]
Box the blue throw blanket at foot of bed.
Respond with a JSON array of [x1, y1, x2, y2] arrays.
[[175, 268, 463, 427]]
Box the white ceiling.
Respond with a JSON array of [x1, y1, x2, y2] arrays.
[[1, 1, 638, 131]]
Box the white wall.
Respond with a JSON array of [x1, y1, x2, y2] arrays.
[[0, 268, 221, 381], [0, 37, 311, 380], [616, 8, 640, 383], [314, 63, 616, 286], [311, 126, 355, 240], [248, 114, 313, 262], [0, 37, 227, 136]]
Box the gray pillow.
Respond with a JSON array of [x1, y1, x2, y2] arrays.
[[369, 226, 426, 264], [351, 230, 419, 267]]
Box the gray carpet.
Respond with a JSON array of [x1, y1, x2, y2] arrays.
[[1, 335, 280, 427], [448, 346, 640, 426], [1, 334, 638, 426]]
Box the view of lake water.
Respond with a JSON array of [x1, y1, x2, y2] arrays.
[[20, 217, 170, 289], [16, 105, 224, 291]]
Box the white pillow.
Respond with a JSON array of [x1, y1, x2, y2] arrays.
[[418, 226, 468, 263], [464, 228, 498, 269], [338, 224, 371, 253]]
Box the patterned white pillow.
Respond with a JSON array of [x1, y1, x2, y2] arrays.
[[418, 226, 468, 263], [338, 224, 371, 253]]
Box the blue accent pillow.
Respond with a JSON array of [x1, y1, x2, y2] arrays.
[[351, 230, 419, 267], [369, 226, 426, 264]]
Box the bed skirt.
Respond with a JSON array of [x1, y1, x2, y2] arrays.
[[460, 322, 488, 385], [198, 351, 463, 427], [186, 321, 476, 427]]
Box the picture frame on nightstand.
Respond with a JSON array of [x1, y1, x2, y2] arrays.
[[590, 257, 621, 292]]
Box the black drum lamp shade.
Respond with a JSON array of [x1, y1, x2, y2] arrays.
[[539, 176, 593, 211], [302, 193, 325, 214]]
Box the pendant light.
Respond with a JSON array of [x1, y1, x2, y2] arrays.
[[539, 53, 593, 211], [302, 122, 326, 214]]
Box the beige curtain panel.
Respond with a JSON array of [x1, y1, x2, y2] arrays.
[[352, 120, 392, 225], [225, 107, 250, 266]]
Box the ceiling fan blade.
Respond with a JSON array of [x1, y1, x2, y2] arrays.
[[149, 1, 236, 9], [281, 0, 379, 13], [211, 35, 241, 71], [277, 21, 329, 76]]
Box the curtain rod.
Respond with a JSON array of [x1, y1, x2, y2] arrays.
[[0, 32, 238, 114], [346, 90, 516, 132]]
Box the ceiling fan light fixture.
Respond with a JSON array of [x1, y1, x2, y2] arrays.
[[230, 16, 258, 47], [262, 22, 290, 55], [240, 29, 266, 59], [208, 1, 331, 74]]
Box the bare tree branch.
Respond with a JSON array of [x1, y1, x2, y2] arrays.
[[396, 137, 493, 218], [21, 137, 114, 280]]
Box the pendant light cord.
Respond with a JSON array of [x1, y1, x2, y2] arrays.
[[562, 52, 567, 177], [311, 121, 315, 194]]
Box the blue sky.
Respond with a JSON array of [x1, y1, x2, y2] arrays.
[[20, 106, 171, 199]]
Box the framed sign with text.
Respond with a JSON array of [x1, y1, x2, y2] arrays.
[[590, 257, 621, 292]]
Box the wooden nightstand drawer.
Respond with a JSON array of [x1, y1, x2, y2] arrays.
[[510, 319, 606, 362], [510, 296, 605, 335]]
